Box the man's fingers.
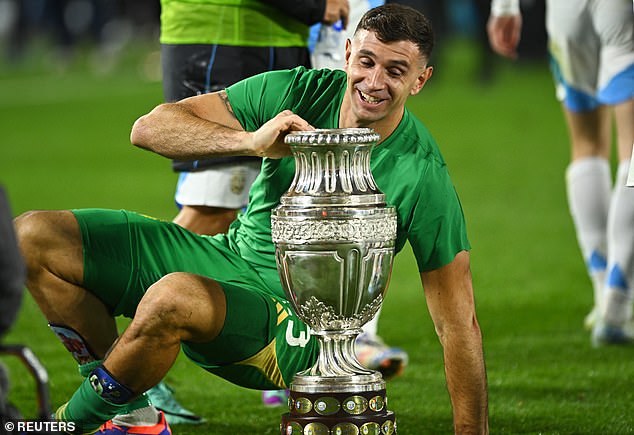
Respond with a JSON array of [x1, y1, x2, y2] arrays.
[[487, 16, 521, 60], [340, 0, 349, 29], [288, 117, 314, 133], [275, 111, 313, 132], [251, 111, 314, 158], [323, 0, 349, 26]]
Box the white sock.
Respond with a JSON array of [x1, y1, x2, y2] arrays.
[[565, 157, 611, 309], [603, 161, 634, 326], [590, 271, 606, 313]]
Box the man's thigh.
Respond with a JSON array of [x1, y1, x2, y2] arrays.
[[72, 208, 269, 318], [546, 0, 634, 109]]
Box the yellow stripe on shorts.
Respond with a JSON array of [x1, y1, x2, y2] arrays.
[[237, 338, 287, 389]]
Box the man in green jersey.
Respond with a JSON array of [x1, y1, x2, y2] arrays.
[[15, 4, 489, 434]]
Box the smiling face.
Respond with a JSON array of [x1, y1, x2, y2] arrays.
[[340, 29, 433, 139]]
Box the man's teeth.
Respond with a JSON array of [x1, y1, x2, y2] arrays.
[[360, 91, 381, 104]]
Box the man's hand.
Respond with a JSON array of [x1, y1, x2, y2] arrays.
[[487, 14, 522, 59], [250, 110, 314, 159], [323, 0, 349, 28]]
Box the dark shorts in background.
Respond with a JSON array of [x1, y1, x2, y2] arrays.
[[161, 43, 311, 171]]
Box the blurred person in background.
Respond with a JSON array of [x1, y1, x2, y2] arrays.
[[3, 0, 159, 72], [0, 186, 25, 424], [0, 186, 24, 348], [164, 0, 349, 236], [487, 0, 634, 345], [6, 0, 77, 65], [5, 0, 113, 67], [151, 0, 351, 420], [310, 0, 448, 69]]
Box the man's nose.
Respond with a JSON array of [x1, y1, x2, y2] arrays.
[[366, 68, 385, 89]]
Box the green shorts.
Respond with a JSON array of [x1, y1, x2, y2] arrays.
[[72, 208, 318, 390]]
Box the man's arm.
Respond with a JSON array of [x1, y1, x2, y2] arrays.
[[487, 0, 522, 59], [130, 90, 313, 160], [421, 250, 489, 435]]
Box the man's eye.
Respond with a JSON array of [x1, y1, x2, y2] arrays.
[[388, 69, 403, 77]]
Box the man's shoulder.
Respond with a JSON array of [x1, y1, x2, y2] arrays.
[[260, 66, 346, 104], [225, 66, 345, 130], [395, 110, 446, 167], [252, 66, 345, 86], [285, 66, 347, 83]]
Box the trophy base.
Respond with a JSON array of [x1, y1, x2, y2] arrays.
[[280, 388, 397, 434]]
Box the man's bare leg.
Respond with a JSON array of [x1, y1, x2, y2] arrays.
[[15, 212, 220, 430], [102, 272, 226, 394], [614, 98, 634, 162], [15, 211, 140, 431], [596, 98, 634, 343], [15, 210, 117, 355], [563, 106, 612, 329]]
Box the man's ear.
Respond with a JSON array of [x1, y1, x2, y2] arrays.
[[411, 66, 433, 96], [344, 38, 352, 68]]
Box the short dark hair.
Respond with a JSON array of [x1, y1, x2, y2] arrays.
[[355, 4, 434, 63]]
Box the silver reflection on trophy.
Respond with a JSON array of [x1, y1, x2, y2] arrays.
[[272, 128, 398, 434]]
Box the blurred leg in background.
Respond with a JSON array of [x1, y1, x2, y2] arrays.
[[544, 0, 634, 344]]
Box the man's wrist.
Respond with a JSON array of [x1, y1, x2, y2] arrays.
[[241, 131, 262, 157], [490, 0, 520, 16]]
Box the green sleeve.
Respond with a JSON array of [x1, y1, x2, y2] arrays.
[[407, 161, 470, 272], [225, 67, 305, 132], [225, 67, 345, 131]]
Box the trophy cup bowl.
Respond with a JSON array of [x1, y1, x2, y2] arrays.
[[271, 128, 398, 435]]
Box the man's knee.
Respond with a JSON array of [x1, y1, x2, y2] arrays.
[[136, 276, 186, 327], [14, 210, 82, 283], [15, 210, 74, 252], [133, 273, 226, 342], [15, 211, 48, 265]]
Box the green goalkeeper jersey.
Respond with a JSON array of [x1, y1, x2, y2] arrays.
[[225, 67, 470, 285], [160, 0, 309, 47]]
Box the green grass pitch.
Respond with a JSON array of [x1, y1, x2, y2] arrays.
[[1, 39, 633, 434]]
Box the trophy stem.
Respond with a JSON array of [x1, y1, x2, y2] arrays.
[[292, 329, 384, 394], [315, 329, 371, 376]]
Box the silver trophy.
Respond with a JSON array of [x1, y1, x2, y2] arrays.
[[271, 128, 398, 435]]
